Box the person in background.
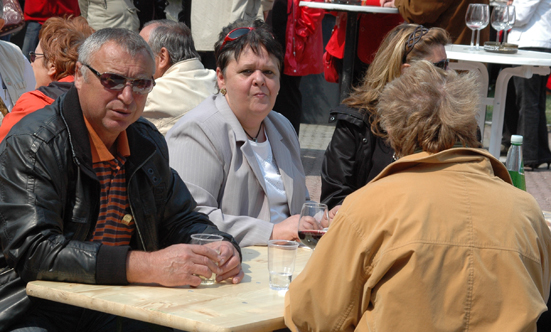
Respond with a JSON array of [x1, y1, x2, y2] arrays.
[[0, 21, 35, 120], [21, 0, 80, 61], [0, 16, 94, 141], [322, 0, 403, 87], [166, 19, 314, 247], [0, 28, 243, 331], [267, 0, 325, 135], [320, 24, 450, 212], [506, 0, 551, 170], [139, 19, 216, 135], [133, 0, 167, 29], [79, 0, 140, 32], [189, 0, 263, 69], [381, 0, 490, 45], [285, 60, 551, 332]]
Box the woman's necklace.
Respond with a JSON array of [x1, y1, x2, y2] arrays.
[[245, 123, 263, 142]]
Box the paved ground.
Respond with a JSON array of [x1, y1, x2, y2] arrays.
[[298, 123, 551, 212]]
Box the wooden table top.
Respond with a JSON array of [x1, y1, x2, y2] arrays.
[[26, 246, 313, 332]]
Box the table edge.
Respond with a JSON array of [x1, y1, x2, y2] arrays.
[[299, 1, 399, 13]]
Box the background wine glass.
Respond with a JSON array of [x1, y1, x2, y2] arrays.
[[297, 202, 329, 249], [465, 4, 490, 50], [491, 5, 511, 44], [502, 5, 516, 44]]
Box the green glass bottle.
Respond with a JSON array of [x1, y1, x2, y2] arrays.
[[505, 135, 526, 190]]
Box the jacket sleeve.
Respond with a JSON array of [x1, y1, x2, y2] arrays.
[[284, 208, 373, 331], [158, 168, 241, 257], [293, 0, 325, 62], [512, 0, 540, 27], [320, 118, 365, 209], [394, 0, 453, 24], [0, 131, 104, 285]]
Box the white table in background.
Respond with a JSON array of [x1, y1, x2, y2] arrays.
[[445, 44, 551, 158], [26, 246, 313, 332], [299, 1, 399, 101]]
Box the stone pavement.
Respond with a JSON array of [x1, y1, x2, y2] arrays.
[[298, 123, 551, 212]]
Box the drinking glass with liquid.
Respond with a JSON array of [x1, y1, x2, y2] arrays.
[[298, 202, 330, 249], [267, 240, 299, 291], [190, 234, 224, 285]]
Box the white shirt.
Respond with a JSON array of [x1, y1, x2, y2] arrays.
[[508, 0, 551, 49], [249, 134, 290, 223]]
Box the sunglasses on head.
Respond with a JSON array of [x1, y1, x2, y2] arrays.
[[220, 27, 255, 50], [29, 51, 44, 63], [433, 58, 449, 70], [82, 64, 155, 95]]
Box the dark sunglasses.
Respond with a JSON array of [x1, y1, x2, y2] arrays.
[[29, 51, 44, 63], [220, 27, 255, 50], [82, 64, 155, 95], [433, 58, 449, 70]]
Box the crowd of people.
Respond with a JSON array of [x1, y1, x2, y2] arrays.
[[0, 0, 550, 331]]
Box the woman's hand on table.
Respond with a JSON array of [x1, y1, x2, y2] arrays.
[[328, 205, 341, 221], [271, 214, 322, 241], [380, 0, 395, 7]]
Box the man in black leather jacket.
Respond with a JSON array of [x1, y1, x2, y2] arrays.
[[0, 28, 243, 331]]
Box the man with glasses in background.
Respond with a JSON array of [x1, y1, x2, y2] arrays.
[[0, 28, 244, 331]]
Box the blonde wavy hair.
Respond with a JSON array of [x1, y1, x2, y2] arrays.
[[378, 60, 481, 158], [344, 23, 450, 135]]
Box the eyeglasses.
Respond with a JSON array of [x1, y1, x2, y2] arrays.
[[433, 59, 449, 70], [220, 27, 255, 50], [29, 51, 44, 63], [82, 64, 155, 95]]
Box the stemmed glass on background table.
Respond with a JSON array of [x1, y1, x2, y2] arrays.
[[491, 4, 516, 44], [465, 3, 489, 50], [297, 203, 330, 249]]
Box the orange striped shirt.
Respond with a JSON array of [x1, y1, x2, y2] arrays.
[[84, 118, 134, 246]]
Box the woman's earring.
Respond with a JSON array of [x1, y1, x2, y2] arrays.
[[220, 88, 227, 96]]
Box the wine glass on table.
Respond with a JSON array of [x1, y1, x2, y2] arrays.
[[298, 202, 330, 250], [491, 5, 510, 44], [502, 5, 516, 44], [465, 3, 490, 50]]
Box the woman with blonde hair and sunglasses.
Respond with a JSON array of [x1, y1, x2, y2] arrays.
[[321, 23, 450, 214], [167, 19, 317, 247], [0, 16, 94, 142]]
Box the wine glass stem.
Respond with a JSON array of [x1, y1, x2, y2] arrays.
[[503, 29, 508, 44], [476, 29, 481, 48], [470, 29, 475, 48]]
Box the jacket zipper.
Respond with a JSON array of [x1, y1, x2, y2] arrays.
[[127, 152, 156, 251]]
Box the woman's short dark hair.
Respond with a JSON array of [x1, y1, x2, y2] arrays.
[[214, 19, 283, 74]]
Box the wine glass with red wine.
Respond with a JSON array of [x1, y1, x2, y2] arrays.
[[298, 203, 330, 249]]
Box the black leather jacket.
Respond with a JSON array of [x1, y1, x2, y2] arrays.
[[0, 87, 239, 330], [320, 105, 394, 209]]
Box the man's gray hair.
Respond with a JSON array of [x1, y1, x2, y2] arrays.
[[144, 19, 200, 65], [78, 28, 155, 78]]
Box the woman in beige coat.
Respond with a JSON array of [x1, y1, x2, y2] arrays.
[[284, 61, 551, 332]]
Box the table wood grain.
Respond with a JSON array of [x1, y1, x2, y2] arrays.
[[26, 246, 313, 332]]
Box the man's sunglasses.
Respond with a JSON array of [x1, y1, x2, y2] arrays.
[[433, 58, 449, 70], [220, 27, 255, 50], [29, 51, 44, 63], [82, 64, 155, 95]]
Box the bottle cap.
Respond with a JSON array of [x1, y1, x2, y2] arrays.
[[511, 135, 523, 144]]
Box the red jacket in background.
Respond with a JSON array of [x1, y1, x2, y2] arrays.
[[24, 0, 80, 24], [284, 0, 325, 76], [326, 0, 403, 64]]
